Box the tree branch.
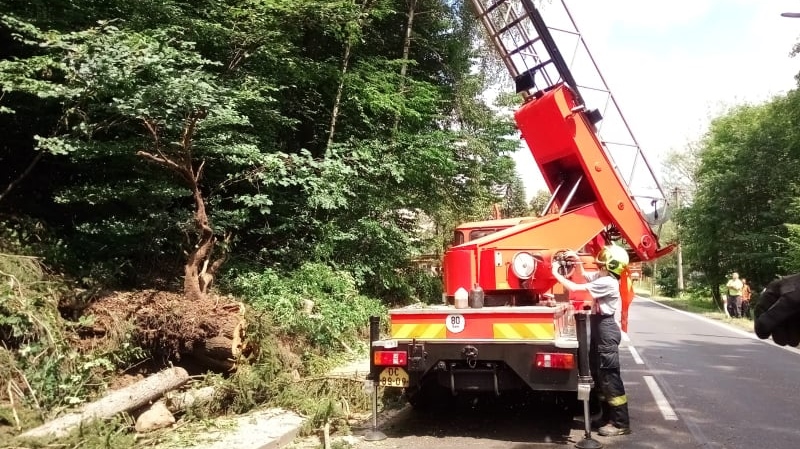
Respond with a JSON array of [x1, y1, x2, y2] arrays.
[[325, 0, 378, 154], [227, 48, 247, 72], [0, 151, 44, 204], [136, 150, 194, 185], [195, 159, 206, 183]]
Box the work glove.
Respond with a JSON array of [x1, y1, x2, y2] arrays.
[[563, 250, 580, 261], [754, 274, 800, 346], [551, 261, 561, 275]]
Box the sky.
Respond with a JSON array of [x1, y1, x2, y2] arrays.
[[508, 0, 800, 200]]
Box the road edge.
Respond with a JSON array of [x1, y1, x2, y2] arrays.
[[639, 296, 800, 356]]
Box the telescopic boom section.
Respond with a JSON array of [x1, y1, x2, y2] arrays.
[[469, 0, 671, 260]]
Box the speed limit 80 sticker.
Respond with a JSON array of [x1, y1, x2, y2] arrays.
[[445, 314, 465, 333]]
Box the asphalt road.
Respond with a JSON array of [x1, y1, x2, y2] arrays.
[[353, 298, 800, 449]]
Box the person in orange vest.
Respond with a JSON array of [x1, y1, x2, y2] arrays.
[[551, 245, 631, 437], [741, 278, 752, 319]]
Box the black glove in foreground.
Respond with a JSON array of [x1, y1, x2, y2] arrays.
[[754, 274, 800, 346]]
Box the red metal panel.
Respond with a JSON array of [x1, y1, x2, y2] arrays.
[[478, 248, 497, 290], [443, 248, 475, 296], [514, 85, 664, 261]]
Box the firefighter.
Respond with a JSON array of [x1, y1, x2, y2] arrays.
[[754, 273, 800, 346], [551, 245, 631, 437]]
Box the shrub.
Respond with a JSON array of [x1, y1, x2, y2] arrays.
[[403, 267, 443, 305], [230, 262, 386, 354], [656, 265, 679, 297]]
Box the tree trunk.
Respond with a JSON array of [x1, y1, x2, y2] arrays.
[[326, 41, 352, 154], [325, 0, 377, 153], [190, 311, 246, 371], [711, 283, 723, 310], [184, 184, 215, 302], [138, 112, 228, 303], [393, 0, 417, 132], [19, 367, 189, 439]]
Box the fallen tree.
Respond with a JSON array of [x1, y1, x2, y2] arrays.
[[19, 367, 190, 439]]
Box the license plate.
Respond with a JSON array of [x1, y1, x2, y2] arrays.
[[379, 367, 409, 388]]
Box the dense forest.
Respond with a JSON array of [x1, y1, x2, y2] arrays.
[[0, 0, 527, 300]]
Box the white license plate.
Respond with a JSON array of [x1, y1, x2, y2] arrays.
[[379, 367, 409, 388]]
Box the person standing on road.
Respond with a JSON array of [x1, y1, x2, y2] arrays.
[[741, 278, 752, 319], [726, 273, 744, 318], [551, 245, 631, 437]]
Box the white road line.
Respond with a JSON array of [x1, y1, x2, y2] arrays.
[[643, 375, 679, 421], [640, 297, 800, 357], [628, 345, 644, 364], [621, 331, 630, 342]]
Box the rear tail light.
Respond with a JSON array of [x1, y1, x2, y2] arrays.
[[373, 350, 408, 366], [535, 352, 575, 370]]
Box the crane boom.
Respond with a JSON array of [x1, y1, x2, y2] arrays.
[[469, 0, 672, 262]]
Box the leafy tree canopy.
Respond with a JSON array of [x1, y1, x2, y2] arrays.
[[0, 0, 529, 301]]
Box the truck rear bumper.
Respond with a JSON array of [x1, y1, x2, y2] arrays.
[[373, 340, 578, 395]]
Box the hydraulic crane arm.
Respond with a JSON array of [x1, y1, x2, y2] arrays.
[[469, 0, 672, 262]]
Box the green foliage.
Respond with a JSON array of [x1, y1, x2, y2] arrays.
[[528, 188, 551, 216], [401, 267, 443, 304], [655, 289, 718, 313], [502, 174, 529, 218], [1, 0, 525, 297], [0, 250, 145, 416], [783, 221, 800, 274], [195, 311, 371, 434], [655, 262, 679, 298], [230, 263, 386, 353], [679, 89, 800, 292]]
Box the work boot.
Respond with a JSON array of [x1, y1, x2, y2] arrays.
[[597, 423, 631, 437]]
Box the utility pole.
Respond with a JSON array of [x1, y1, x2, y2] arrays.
[[674, 187, 685, 292]]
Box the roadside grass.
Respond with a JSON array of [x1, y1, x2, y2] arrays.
[[635, 288, 754, 333]]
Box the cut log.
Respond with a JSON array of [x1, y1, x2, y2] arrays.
[[164, 386, 216, 413], [190, 316, 247, 371], [19, 367, 189, 439]]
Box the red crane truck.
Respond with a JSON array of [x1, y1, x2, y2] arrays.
[[369, 0, 674, 409]]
